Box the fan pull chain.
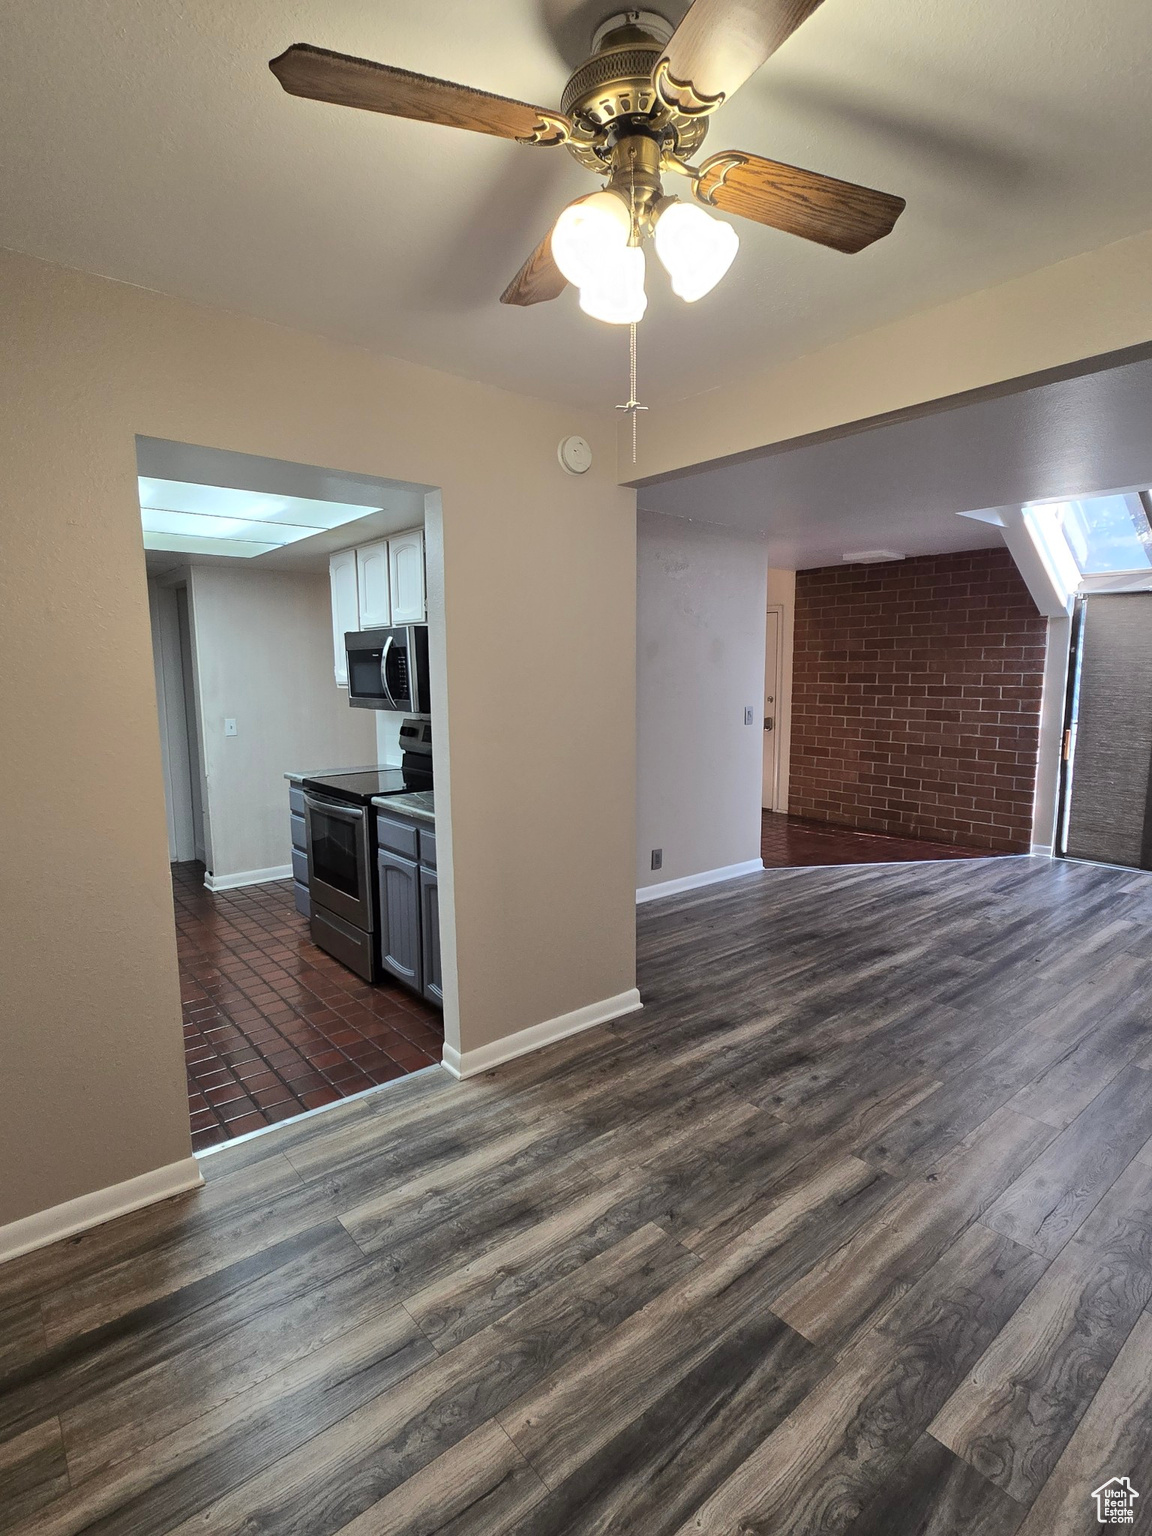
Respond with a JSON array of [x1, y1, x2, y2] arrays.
[[615, 157, 647, 464], [615, 321, 648, 463], [630, 320, 640, 463]]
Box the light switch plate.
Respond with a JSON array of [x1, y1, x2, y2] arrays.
[[744, 706, 755, 725], [224, 718, 237, 737]]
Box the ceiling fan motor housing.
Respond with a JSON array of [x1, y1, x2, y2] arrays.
[[561, 12, 709, 169]]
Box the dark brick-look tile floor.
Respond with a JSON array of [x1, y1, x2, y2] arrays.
[[761, 810, 1002, 868], [174, 863, 444, 1153]]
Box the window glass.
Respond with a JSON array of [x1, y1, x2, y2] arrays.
[[1050, 495, 1152, 574]]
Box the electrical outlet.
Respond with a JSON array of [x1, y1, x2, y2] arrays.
[[224, 718, 237, 737], [744, 706, 755, 725], [651, 848, 663, 871]]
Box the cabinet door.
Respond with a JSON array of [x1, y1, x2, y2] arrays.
[[329, 548, 360, 687], [355, 540, 391, 628], [378, 848, 422, 992], [389, 529, 426, 624], [420, 865, 443, 1007]]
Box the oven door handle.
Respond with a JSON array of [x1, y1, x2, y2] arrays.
[[379, 636, 397, 709], [303, 793, 365, 823]]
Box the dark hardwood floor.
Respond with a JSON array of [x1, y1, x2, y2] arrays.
[[174, 865, 443, 1151], [3, 855, 1152, 1534], [762, 809, 1000, 867]]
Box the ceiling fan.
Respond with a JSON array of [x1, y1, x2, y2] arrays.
[[269, 1, 905, 325]]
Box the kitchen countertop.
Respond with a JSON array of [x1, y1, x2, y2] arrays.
[[371, 790, 435, 826], [285, 763, 393, 784]]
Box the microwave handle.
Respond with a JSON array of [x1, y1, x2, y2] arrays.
[[379, 635, 397, 708]]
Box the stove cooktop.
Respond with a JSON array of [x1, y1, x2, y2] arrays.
[[301, 769, 430, 806]]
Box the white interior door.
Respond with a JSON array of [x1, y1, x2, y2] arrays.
[[176, 586, 207, 864], [148, 581, 197, 862], [763, 607, 781, 810]]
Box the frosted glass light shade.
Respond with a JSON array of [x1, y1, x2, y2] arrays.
[[551, 191, 632, 288], [654, 200, 739, 301], [578, 245, 648, 325]]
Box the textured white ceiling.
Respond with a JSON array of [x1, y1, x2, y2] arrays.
[[2, 0, 1151, 408], [637, 353, 1152, 566]]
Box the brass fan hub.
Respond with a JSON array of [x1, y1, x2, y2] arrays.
[[561, 12, 709, 170]]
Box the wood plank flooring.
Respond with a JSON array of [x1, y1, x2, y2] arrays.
[[4, 854, 1152, 1535], [760, 810, 999, 867]]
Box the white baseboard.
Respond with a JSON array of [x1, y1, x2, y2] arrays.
[[205, 864, 293, 892], [636, 858, 765, 905], [0, 1157, 204, 1266], [1030, 843, 1054, 857], [442, 987, 643, 1079]]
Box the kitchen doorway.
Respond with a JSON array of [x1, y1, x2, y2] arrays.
[[140, 437, 450, 1152]]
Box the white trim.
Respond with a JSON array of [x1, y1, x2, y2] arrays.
[[441, 988, 643, 1079], [204, 863, 292, 892], [636, 858, 764, 905], [1031, 843, 1054, 856], [0, 1157, 204, 1266]]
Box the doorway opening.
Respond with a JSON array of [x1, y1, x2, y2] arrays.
[[141, 437, 449, 1153]]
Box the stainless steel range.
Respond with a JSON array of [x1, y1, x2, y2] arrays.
[[302, 718, 432, 982]]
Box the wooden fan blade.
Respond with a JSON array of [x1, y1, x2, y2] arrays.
[[269, 44, 572, 145], [695, 151, 905, 252], [654, 0, 827, 115], [500, 229, 568, 307]]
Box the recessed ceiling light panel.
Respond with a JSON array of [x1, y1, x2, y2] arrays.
[[138, 477, 382, 558]]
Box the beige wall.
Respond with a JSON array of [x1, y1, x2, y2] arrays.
[[636, 511, 768, 889], [0, 246, 636, 1228], [186, 565, 377, 879], [626, 226, 1152, 482]]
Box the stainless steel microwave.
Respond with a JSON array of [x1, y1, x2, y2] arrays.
[[345, 625, 431, 712]]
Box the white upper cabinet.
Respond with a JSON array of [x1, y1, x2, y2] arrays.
[[329, 547, 359, 687], [330, 529, 425, 687], [355, 540, 391, 628], [389, 529, 426, 624]]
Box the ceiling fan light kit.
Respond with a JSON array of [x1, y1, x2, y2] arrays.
[[269, 0, 906, 320], [653, 199, 740, 301], [551, 190, 631, 285], [578, 244, 649, 324]]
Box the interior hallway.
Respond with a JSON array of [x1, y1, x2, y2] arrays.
[[175, 864, 443, 1151], [6, 856, 1152, 1533]]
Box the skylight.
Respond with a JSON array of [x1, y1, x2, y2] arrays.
[[1029, 493, 1152, 577], [138, 478, 382, 558]]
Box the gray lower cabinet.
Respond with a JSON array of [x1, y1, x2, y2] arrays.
[[378, 848, 422, 991], [420, 866, 442, 1005], [289, 784, 310, 917]]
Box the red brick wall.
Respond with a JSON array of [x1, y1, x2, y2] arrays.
[[789, 549, 1048, 852]]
